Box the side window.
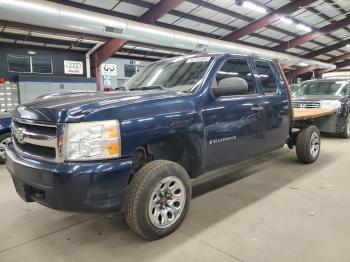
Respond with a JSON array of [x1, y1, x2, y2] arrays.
[[255, 60, 278, 94], [215, 59, 256, 94], [341, 83, 349, 96]]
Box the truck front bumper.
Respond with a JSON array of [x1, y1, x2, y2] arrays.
[[5, 144, 133, 213]]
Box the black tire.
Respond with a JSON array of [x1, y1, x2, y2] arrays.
[[296, 125, 320, 164], [0, 132, 11, 164], [338, 116, 350, 138], [124, 160, 191, 240]]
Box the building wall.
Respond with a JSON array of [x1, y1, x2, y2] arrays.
[[99, 57, 151, 90], [0, 45, 88, 82], [0, 45, 153, 90]]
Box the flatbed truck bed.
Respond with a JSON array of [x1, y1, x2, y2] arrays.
[[293, 108, 336, 121], [292, 108, 337, 135]]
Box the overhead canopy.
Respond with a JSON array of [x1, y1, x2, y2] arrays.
[[0, 0, 336, 70]]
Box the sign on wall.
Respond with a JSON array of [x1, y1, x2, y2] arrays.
[[101, 63, 117, 76], [64, 60, 83, 75], [103, 75, 111, 86]]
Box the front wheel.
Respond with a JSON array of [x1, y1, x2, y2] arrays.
[[124, 160, 191, 240], [296, 125, 320, 164], [0, 132, 11, 164]]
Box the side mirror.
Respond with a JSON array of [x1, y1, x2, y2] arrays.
[[212, 77, 249, 97]]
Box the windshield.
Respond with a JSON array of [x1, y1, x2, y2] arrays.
[[124, 56, 213, 92], [294, 81, 349, 97]]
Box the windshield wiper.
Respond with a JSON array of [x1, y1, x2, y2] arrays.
[[130, 85, 167, 91]]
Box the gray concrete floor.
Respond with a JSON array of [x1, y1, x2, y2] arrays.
[[1, 137, 350, 262]]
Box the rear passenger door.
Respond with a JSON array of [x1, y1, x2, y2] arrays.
[[253, 60, 290, 151]]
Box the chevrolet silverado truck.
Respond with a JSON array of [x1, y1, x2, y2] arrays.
[[6, 54, 321, 240], [293, 79, 350, 138]]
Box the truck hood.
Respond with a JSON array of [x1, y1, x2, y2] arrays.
[[13, 90, 181, 123], [292, 95, 342, 101]]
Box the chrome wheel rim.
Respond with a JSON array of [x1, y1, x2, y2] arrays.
[[310, 132, 320, 158], [148, 176, 186, 229], [0, 137, 11, 159]]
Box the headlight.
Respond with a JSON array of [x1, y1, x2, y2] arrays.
[[65, 120, 121, 161], [320, 100, 341, 110]]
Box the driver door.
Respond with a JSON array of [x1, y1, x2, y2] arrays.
[[201, 58, 266, 170]]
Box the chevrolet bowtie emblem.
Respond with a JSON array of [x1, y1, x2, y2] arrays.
[[14, 128, 25, 144]]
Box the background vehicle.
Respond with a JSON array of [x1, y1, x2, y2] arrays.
[[6, 54, 321, 240], [290, 83, 301, 94], [292, 79, 350, 138], [0, 112, 12, 163]]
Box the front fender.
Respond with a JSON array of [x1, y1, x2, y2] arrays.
[[81, 95, 206, 159], [121, 107, 205, 157]]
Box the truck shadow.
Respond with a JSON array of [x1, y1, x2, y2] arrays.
[[191, 147, 329, 198], [20, 146, 335, 261], [320, 132, 345, 139], [178, 147, 335, 237]]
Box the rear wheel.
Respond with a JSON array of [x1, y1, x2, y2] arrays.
[[296, 125, 320, 164], [339, 116, 350, 138], [124, 160, 191, 240], [0, 132, 11, 164]]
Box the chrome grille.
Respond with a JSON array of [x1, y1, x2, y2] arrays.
[[11, 118, 63, 162], [292, 101, 320, 109]]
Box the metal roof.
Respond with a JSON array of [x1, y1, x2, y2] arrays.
[[0, 0, 349, 69]]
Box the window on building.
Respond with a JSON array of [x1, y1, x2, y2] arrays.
[[215, 58, 256, 95], [8, 55, 31, 73], [7, 55, 53, 74], [255, 60, 278, 94], [32, 56, 53, 74], [124, 64, 136, 77]]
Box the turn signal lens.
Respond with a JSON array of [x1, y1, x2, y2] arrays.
[[108, 141, 120, 156], [109, 123, 120, 139]]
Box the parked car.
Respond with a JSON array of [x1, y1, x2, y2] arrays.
[[290, 83, 301, 95], [0, 112, 12, 163], [292, 79, 350, 138], [6, 53, 321, 240]]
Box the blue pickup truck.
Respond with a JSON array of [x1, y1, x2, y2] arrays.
[[6, 54, 321, 240], [0, 112, 12, 163]]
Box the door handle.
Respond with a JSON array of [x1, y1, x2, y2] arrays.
[[250, 106, 264, 111]]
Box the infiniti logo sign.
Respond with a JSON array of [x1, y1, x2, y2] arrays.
[[101, 63, 117, 76], [103, 64, 116, 72]]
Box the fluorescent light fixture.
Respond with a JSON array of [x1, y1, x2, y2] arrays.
[[242, 1, 267, 14], [299, 62, 308, 67], [258, 74, 269, 78], [280, 17, 293, 24], [296, 23, 312, 32], [218, 71, 239, 75], [28, 50, 36, 55]]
